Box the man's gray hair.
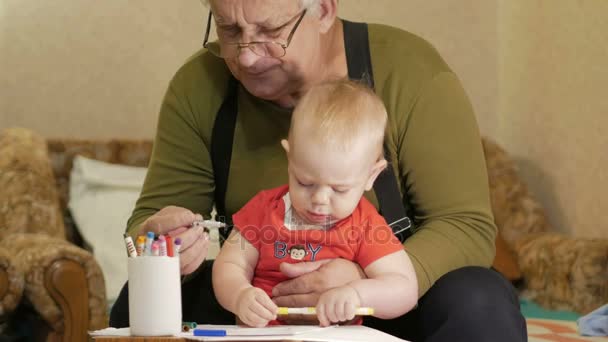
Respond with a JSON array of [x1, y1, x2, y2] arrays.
[[299, 0, 321, 13], [201, 0, 322, 15]]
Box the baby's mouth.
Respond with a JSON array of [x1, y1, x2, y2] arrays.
[[306, 211, 332, 223]]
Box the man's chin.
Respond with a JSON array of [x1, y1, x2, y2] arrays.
[[237, 72, 287, 97], [242, 82, 286, 102]]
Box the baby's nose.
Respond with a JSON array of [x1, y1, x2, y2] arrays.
[[311, 188, 330, 205]]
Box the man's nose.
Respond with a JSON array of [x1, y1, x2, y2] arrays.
[[237, 44, 261, 68]]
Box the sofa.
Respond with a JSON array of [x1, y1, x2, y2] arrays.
[[0, 127, 606, 341], [0, 128, 108, 341], [484, 139, 607, 314]]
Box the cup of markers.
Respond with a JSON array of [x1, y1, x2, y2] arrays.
[[125, 232, 182, 336]]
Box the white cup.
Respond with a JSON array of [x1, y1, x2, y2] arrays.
[[128, 256, 182, 336]]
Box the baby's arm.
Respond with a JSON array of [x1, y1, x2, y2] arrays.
[[316, 250, 417, 325], [350, 250, 418, 318], [212, 229, 278, 327]]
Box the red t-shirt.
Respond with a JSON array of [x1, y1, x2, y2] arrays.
[[232, 185, 404, 297]]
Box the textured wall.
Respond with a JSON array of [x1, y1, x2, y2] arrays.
[[0, 0, 205, 139], [498, 0, 608, 238], [340, 0, 499, 137], [0, 0, 497, 139], [1, 1, 606, 238]]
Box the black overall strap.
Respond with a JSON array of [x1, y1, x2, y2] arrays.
[[210, 77, 238, 241], [342, 20, 413, 241]]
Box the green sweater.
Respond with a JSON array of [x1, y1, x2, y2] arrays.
[[127, 22, 497, 297]]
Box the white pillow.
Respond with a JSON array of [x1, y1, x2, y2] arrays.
[[68, 156, 147, 302], [68, 156, 221, 302]]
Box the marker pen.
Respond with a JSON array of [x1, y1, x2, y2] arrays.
[[145, 231, 155, 256], [277, 307, 375, 316], [191, 219, 226, 230], [193, 329, 227, 337], [158, 235, 167, 256], [123, 234, 137, 258], [151, 241, 160, 256], [182, 322, 197, 332], [166, 235, 174, 257], [136, 236, 145, 256], [174, 237, 182, 256]]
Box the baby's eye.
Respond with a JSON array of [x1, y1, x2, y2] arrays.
[[296, 179, 312, 187], [333, 188, 350, 194]]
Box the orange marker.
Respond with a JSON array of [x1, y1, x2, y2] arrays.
[[136, 236, 146, 256], [166, 235, 174, 257]]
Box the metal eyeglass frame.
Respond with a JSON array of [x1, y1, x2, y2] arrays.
[[202, 9, 307, 58]]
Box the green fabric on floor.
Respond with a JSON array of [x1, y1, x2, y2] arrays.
[[520, 298, 580, 321]]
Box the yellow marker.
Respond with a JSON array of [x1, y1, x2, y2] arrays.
[[277, 307, 374, 316]]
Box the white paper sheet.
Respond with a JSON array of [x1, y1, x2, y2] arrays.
[[177, 324, 329, 337], [181, 325, 409, 342], [90, 325, 410, 342], [89, 327, 132, 336]]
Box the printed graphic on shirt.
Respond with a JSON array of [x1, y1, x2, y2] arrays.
[[274, 241, 322, 261], [288, 245, 307, 260]]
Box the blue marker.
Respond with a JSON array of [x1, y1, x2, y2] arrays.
[[193, 329, 227, 337], [145, 231, 155, 256]]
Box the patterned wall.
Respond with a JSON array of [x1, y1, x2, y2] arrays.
[[1, 0, 606, 239]]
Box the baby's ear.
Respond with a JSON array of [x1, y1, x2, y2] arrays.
[[281, 139, 290, 154], [364, 158, 388, 191]]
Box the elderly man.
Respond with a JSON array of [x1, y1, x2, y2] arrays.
[[110, 0, 526, 340]]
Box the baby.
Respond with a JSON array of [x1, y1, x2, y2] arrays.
[[212, 80, 418, 327]]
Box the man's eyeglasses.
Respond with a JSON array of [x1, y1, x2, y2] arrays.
[[203, 9, 307, 59]]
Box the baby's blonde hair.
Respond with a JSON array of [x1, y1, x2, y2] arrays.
[[289, 79, 387, 157]]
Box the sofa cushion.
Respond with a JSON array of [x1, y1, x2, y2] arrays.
[[47, 139, 152, 247], [516, 232, 608, 314], [483, 138, 551, 281], [67, 155, 223, 301], [483, 138, 550, 245], [0, 128, 65, 239], [68, 155, 147, 302]]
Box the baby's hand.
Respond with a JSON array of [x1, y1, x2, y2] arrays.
[[236, 287, 278, 327], [316, 285, 361, 327]]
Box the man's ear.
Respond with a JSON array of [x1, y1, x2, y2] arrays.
[[364, 158, 388, 191], [281, 139, 290, 154], [317, 0, 338, 34]]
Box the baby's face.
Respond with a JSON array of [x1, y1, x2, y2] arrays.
[[284, 137, 377, 227]]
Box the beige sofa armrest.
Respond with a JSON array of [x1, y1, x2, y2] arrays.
[[0, 127, 66, 239], [516, 232, 608, 314], [0, 233, 107, 336], [0, 248, 24, 318]]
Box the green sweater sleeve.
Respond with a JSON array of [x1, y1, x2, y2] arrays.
[[126, 55, 227, 236], [399, 72, 497, 296]]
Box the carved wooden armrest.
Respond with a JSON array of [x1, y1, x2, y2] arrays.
[[0, 233, 107, 340], [0, 248, 24, 318]]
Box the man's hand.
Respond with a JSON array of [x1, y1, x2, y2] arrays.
[[138, 206, 209, 275], [272, 259, 365, 324]]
